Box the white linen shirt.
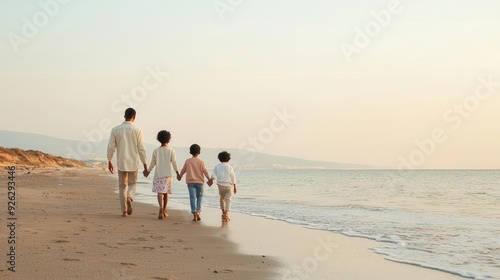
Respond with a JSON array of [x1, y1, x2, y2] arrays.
[[211, 162, 236, 187], [107, 121, 147, 172], [148, 146, 179, 179]]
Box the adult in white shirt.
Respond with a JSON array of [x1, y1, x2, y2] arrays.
[[107, 108, 148, 217]]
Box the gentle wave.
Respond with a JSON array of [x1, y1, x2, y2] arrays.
[[135, 170, 500, 280]]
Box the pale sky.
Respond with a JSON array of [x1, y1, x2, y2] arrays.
[[1, 0, 500, 169]]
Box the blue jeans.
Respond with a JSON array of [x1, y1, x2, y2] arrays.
[[188, 183, 203, 214]]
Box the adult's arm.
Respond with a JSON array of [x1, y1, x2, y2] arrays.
[[137, 129, 148, 170], [107, 129, 116, 174]]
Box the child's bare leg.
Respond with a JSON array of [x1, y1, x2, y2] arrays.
[[157, 193, 164, 208], [157, 194, 164, 219], [163, 193, 168, 217], [225, 210, 230, 221]]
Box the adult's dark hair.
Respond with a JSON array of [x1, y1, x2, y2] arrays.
[[124, 108, 136, 120], [218, 151, 231, 162], [157, 130, 171, 144], [190, 144, 201, 156]]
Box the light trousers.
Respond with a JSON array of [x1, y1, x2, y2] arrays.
[[118, 170, 137, 212], [218, 185, 232, 211]]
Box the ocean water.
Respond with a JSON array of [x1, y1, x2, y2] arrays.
[[136, 169, 500, 280]]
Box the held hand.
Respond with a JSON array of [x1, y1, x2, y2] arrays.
[[143, 170, 149, 177], [108, 162, 114, 174], [177, 175, 182, 181], [207, 179, 213, 187]]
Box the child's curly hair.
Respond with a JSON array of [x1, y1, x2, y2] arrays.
[[157, 130, 171, 144]]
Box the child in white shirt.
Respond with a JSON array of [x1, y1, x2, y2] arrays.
[[210, 151, 237, 221]]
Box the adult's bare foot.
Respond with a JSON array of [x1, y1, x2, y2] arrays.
[[121, 212, 128, 217], [127, 198, 133, 215]]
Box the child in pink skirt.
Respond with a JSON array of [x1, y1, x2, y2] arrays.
[[144, 130, 180, 219]]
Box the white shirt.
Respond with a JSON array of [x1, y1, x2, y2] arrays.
[[107, 121, 147, 172], [148, 146, 179, 179], [211, 162, 236, 187]]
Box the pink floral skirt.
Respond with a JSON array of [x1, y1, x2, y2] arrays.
[[152, 176, 172, 194]]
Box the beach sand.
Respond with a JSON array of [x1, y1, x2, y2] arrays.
[[0, 168, 465, 280], [0, 168, 276, 280]]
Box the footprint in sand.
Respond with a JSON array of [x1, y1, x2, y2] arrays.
[[151, 276, 178, 280], [62, 258, 80, 262], [213, 269, 233, 274], [142, 246, 155, 250], [131, 237, 147, 242], [120, 262, 137, 267]]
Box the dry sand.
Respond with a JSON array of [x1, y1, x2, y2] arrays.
[[0, 168, 466, 280]]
